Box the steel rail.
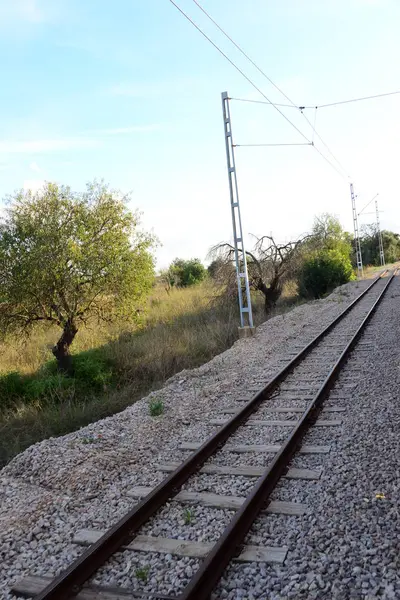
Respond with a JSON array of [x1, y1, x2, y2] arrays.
[[179, 271, 396, 600], [33, 271, 388, 600]]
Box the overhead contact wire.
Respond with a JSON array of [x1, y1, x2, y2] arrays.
[[192, 0, 300, 108], [168, 0, 311, 144], [308, 89, 400, 109], [190, 0, 351, 180]]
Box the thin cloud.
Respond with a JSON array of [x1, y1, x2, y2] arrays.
[[0, 125, 160, 155], [90, 124, 161, 135], [0, 0, 46, 25], [109, 83, 158, 98], [109, 77, 205, 99], [0, 138, 100, 154]]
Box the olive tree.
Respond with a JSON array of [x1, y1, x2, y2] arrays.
[[0, 181, 156, 373]]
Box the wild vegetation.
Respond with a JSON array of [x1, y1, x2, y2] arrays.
[[297, 214, 355, 299], [0, 281, 269, 466], [161, 258, 207, 291], [359, 225, 400, 266], [0, 181, 399, 467], [211, 234, 306, 312]]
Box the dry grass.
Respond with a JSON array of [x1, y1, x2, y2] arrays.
[[361, 262, 400, 279], [0, 281, 301, 467]]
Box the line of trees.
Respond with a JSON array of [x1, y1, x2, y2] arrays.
[[209, 214, 356, 309], [359, 225, 400, 265]]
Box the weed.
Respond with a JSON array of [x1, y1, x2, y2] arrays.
[[149, 397, 164, 417], [135, 566, 150, 582], [81, 435, 102, 444], [184, 508, 194, 525]]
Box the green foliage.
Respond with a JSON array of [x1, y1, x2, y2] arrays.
[[0, 181, 156, 367], [0, 349, 113, 410], [135, 566, 150, 582], [184, 508, 194, 525], [298, 214, 354, 298], [71, 350, 113, 391], [306, 213, 353, 255], [24, 374, 75, 400], [299, 249, 354, 299], [360, 225, 400, 265], [167, 258, 207, 287], [0, 371, 27, 406], [148, 397, 164, 416]]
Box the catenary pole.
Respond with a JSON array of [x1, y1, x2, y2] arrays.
[[350, 183, 363, 278], [221, 92, 254, 330]]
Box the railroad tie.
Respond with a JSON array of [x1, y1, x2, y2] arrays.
[[179, 441, 331, 454], [218, 406, 345, 414], [127, 487, 307, 515], [158, 463, 322, 480], [209, 418, 342, 427], [72, 529, 288, 564], [11, 576, 176, 599]]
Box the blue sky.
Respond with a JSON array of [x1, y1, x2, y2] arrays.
[[0, 0, 399, 267]]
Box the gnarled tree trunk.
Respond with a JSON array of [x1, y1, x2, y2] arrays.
[[254, 276, 282, 314], [52, 318, 78, 375]]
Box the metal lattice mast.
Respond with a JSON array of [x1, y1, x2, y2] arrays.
[[350, 183, 363, 278], [375, 196, 385, 266], [221, 91, 254, 328]]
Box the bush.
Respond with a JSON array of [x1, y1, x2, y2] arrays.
[[0, 372, 27, 408], [298, 249, 354, 299], [0, 349, 113, 410], [167, 258, 207, 288], [71, 350, 113, 391]]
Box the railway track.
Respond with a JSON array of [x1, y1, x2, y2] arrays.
[[12, 270, 397, 600]]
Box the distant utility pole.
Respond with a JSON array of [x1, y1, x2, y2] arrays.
[[350, 183, 363, 278], [221, 91, 254, 335], [358, 192, 385, 267], [375, 195, 385, 266]]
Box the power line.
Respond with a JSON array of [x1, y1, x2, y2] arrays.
[[189, 0, 350, 179], [233, 89, 400, 111], [358, 193, 379, 216], [299, 110, 351, 179], [169, 0, 350, 181], [310, 143, 349, 180], [191, 0, 299, 109], [234, 142, 312, 147], [311, 106, 317, 144], [230, 97, 296, 108], [167, 0, 311, 143], [307, 89, 400, 109]]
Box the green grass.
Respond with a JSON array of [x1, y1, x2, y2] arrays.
[[184, 508, 195, 525], [0, 281, 299, 468], [148, 397, 164, 417], [134, 566, 150, 582]]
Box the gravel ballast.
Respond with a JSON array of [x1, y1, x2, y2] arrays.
[[1, 276, 399, 599]]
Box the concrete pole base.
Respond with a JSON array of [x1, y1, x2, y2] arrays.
[[238, 326, 256, 339]]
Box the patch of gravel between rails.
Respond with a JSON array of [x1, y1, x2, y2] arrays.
[[225, 424, 292, 445], [91, 549, 199, 597], [180, 473, 255, 497], [0, 278, 384, 598], [140, 504, 236, 543]]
